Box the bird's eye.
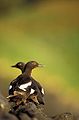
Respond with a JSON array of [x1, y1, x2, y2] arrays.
[[32, 62, 36, 65], [19, 63, 22, 66]]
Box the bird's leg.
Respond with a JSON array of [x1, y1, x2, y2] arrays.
[[13, 91, 23, 96], [14, 91, 30, 105], [29, 95, 39, 104], [13, 91, 25, 105], [6, 94, 17, 99], [6, 90, 21, 99]]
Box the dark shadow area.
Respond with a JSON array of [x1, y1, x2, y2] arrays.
[[24, 0, 40, 5], [44, 92, 79, 117], [0, 78, 79, 117], [0, 0, 42, 15]]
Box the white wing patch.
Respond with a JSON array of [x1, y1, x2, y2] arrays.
[[41, 88, 44, 95], [9, 85, 12, 90], [30, 89, 35, 94], [19, 81, 32, 91]]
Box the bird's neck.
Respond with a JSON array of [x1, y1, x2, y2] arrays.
[[24, 67, 32, 76]]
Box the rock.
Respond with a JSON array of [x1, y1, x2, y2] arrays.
[[52, 112, 76, 120], [0, 90, 78, 120], [0, 110, 18, 120], [18, 113, 31, 120], [10, 102, 52, 120], [0, 92, 10, 112]]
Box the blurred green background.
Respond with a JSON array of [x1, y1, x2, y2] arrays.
[[0, 0, 79, 116]]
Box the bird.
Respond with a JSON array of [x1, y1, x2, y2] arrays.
[[11, 62, 45, 97], [11, 62, 25, 73], [8, 61, 45, 105]]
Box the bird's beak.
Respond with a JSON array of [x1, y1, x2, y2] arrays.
[[38, 64, 45, 67], [11, 65, 16, 67]]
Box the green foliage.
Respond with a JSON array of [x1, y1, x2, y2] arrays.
[[0, 1, 79, 108]]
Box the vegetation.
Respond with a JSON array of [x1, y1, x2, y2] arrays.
[[0, 0, 79, 115]]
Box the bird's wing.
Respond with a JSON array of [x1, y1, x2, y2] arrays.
[[31, 77, 45, 96], [8, 74, 23, 95]]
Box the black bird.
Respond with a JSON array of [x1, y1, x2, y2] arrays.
[[8, 61, 45, 105], [11, 62, 45, 97], [11, 62, 25, 73]]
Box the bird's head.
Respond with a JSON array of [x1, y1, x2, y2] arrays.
[[25, 61, 43, 70], [11, 62, 25, 72]]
